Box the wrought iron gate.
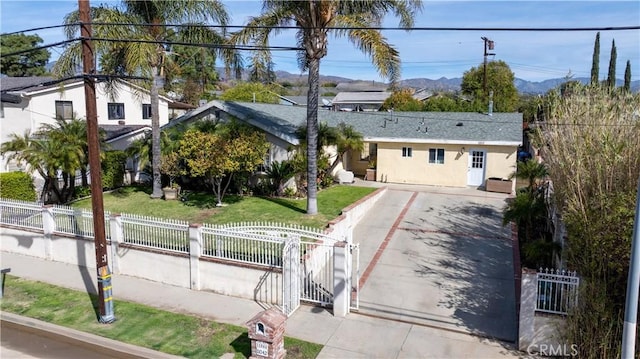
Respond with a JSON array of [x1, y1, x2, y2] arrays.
[[282, 236, 300, 316]]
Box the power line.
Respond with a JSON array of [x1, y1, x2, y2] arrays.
[[8, 21, 640, 36]]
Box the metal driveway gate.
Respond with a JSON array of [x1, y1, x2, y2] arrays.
[[300, 241, 335, 306], [282, 236, 301, 316]]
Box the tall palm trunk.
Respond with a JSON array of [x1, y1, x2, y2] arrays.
[[305, 57, 320, 215], [150, 67, 163, 198]]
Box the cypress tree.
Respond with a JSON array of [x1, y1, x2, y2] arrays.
[[623, 60, 631, 92], [590, 32, 600, 85], [607, 39, 617, 89]]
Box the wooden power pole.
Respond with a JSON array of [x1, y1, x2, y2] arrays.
[[481, 37, 495, 96], [78, 0, 114, 323]]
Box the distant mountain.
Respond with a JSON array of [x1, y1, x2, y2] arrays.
[[271, 70, 640, 95]]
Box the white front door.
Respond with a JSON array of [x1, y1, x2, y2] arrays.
[[467, 149, 486, 186]]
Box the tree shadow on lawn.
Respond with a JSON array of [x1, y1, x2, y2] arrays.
[[261, 196, 306, 214], [108, 185, 151, 198], [182, 192, 244, 209]]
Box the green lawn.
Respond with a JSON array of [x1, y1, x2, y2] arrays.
[[0, 276, 322, 358], [72, 185, 377, 229]]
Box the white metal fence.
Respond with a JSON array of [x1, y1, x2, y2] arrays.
[[121, 213, 189, 253], [52, 206, 110, 239], [201, 224, 284, 266], [536, 268, 580, 315], [0, 199, 43, 230]]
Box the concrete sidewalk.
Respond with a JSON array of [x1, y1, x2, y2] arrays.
[[1, 252, 521, 358], [1, 183, 523, 358]]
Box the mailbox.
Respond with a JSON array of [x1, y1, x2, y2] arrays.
[[246, 307, 287, 359]]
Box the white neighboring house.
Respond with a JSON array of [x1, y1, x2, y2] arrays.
[[0, 76, 170, 173]]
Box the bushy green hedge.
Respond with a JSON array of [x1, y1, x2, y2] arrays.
[[0, 171, 36, 201], [101, 150, 127, 190]]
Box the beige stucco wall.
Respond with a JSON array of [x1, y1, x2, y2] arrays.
[[353, 141, 517, 188]]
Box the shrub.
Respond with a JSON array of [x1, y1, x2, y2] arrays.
[[102, 150, 127, 190], [73, 185, 91, 200], [0, 172, 36, 201]]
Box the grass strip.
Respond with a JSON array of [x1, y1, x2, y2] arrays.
[[72, 185, 377, 228], [0, 276, 322, 358]]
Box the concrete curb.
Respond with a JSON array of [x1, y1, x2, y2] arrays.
[[0, 312, 184, 359]]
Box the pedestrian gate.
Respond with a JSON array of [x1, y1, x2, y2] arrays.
[[282, 236, 301, 317]]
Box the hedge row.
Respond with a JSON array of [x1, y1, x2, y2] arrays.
[[0, 172, 36, 201]]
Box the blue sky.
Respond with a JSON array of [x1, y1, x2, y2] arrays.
[[1, 0, 639, 82]]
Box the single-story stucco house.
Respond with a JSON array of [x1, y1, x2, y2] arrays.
[[171, 100, 522, 190]]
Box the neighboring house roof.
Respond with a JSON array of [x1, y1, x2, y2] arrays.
[[169, 101, 197, 110], [278, 95, 333, 107], [1, 76, 171, 102], [101, 124, 150, 142], [196, 101, 522, 147], [1, 76, 56, 92], [412, 89, 435, 101], [335, 81, 388, 92], [331, 92, 392, 105]]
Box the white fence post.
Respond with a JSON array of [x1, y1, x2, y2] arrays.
[[333, 241, 349, 317], [42, 205, 55, 260], [109, 214, 123, 274], [189, 223, 202, 290], [519, 269, 538, 351]]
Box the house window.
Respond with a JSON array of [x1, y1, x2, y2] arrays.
[[108, 103, 125, 120], [429, 148, 445, 164], [142, 104, 152, 119], [55, 101, 73, 120], [402, 147, 412, 157]]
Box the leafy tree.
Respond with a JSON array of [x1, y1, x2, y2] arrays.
[[167, 44, 220, 104], [517, 94, 543, 123], [590, 32, 600, 85], [623, 60, 631, 92], [607, 39, 617, 89], [0, 33, 50, 76], [55, 0, 236, 200], [248, 51, 276, 84], [178, 128, 268, 206], [422, 93, 476, 112], [532, 84, 640, 357], [381, 89, 423, 111], [219, 82, 280, 103], [230, 0, 422, 215], [461, 60, 519, 112]]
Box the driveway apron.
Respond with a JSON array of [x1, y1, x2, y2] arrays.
[[353, 188, 517, 343]]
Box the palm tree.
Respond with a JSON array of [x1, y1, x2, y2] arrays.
[[0, 117, 98, 203], [327, 122, 364, 175], [54, 0, 236, 199], [510, 159, 548, 194], [231, 0, 422, 214]]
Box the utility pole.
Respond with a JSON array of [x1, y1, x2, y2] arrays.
[[481, 37, 495, 96], [622, 175, 640, 358], [79, 0, 115, 324]]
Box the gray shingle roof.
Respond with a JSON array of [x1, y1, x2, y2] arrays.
[[0, 76, 56, 92], [215, 101, 522, 146], [331, 92, 391, 104], [100, 124, 149, 141]]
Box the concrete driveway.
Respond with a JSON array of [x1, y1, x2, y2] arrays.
[[353, 186, 517, 343]]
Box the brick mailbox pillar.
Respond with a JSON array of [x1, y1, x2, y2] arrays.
[[246, 307, 287, 359]]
